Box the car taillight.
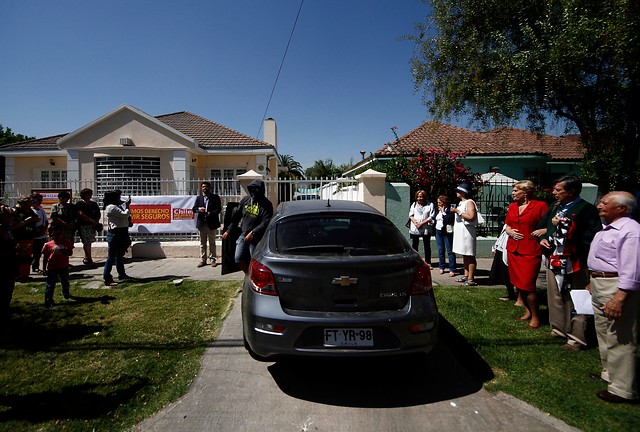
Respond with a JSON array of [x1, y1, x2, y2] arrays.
[[249, 260, 278, 296], [411, 262, 433, 295]]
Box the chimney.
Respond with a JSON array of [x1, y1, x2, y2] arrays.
[[263, 118, 277, 149]]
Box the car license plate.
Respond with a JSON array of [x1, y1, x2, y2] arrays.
[[324, 328, 374, 347]]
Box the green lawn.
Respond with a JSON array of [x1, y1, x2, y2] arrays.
[[1, 280, 638, 431], [434, 285, 640, 432], [0, 278, 240, 432]]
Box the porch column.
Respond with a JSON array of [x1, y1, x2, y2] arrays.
[[66, 150, 79, 192], [4, 157, 15, 201], [172, 150, 189, 194], [356, 169, 387, 214]]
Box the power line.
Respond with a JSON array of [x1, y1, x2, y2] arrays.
[[256, 0, 304, 140]]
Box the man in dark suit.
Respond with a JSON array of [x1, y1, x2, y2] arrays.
[[538, 175, 601, 351], [192, 182, 222, 267]]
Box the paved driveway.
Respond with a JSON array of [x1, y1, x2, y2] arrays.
[[137, 289, 578, 432]]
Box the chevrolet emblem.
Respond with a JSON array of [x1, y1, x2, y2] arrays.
[[332, 276, 358, 286]]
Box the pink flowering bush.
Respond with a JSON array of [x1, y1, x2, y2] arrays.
[[402, 149, 479, 199]]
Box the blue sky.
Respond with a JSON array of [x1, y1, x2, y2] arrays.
[[3, 0, 440, 169]]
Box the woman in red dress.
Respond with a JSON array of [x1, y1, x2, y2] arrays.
[[505, 180, 549, 329]]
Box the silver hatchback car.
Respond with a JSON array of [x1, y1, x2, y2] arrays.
[[241, 200, 439, 360]]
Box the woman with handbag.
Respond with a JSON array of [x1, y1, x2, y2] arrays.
[[408, 190, 435, 265], [451, 183, 479, 286], [434, 195, 456, 276]]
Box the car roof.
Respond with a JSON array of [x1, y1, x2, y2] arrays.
[[275, 200, 382, 218]]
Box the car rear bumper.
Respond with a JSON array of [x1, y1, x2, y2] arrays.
[[242, 290, 439, 359]]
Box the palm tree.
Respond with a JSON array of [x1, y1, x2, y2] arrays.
[[278, 154, 304, 179]]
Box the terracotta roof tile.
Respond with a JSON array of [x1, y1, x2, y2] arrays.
[[156, 111, 271, 149], [0, 134, 66, 150], [376, 122, 583, 160]]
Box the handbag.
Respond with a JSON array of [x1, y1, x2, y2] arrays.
[[425, 224, 435, 236], [462, 200, 484, 225]]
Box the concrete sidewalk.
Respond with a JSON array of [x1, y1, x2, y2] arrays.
[[55, 255, 245, 289], [39, 255, 522, 290]]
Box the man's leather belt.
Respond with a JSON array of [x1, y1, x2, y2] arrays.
[[589, 271, 618, 278]]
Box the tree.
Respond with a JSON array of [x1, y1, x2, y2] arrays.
[[403, 149, 479, 199], [277, 154, 304, 202], [0, 124, 34, 145], [305, 159, 344, 179], [277, 154, 304, 179], [410, 0, 640, 192]]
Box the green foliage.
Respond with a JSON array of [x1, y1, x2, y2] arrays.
[[304, 159, 351, 178], [0, 124, 34, 145], [403, 149, 479, 199], [411, 0, 640, 192], [367, 156, 411, 182], [366, 149, 479, 200], [277, 154, 304, 179]]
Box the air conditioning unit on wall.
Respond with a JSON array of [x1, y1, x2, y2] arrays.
[[119, 137, 133, 146]]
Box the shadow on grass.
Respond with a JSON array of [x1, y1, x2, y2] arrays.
[[266, 314, 495, 408], [0, 304, 110, 349], [0, 375, 149, 422]]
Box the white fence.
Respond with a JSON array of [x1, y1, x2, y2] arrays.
[[0, 177, 361, 241]]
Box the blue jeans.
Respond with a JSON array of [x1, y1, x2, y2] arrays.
[[435, 229, 456, 273], [234, 235, 255, 266], [103, 230, 127, 282], [45, 267, 70, 304]]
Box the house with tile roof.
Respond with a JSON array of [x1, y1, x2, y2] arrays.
[[0, 104, 278, 200], [348, 121, 584, 186]]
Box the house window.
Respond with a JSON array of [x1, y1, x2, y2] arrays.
[[523, 169, 545, 188], [95, 157, 161, 198], [210, 168, 246, 196], [40, 169, 68, 189]]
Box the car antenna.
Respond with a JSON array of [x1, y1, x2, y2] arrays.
[[326, 197, 331, 207]]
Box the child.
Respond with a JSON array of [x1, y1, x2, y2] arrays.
[[42, 228, 74, 307]]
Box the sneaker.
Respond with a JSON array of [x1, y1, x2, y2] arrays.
[[44, 300, 54, 308], [197, 261, 207, 268]]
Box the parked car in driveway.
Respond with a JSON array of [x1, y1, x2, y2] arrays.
[[241, 199, 439, 360]]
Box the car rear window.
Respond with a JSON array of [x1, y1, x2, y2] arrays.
[[274, 215, 409, 255]]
